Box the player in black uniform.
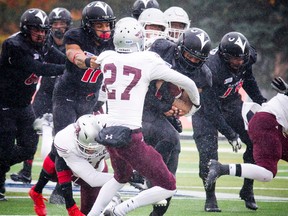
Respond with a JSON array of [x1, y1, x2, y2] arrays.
[[193, 32, 267, 212], [0, 8, 65, 201], [10, 7, 72, 187], [143, 28, 212, 216], [131, 0, 160, 20], [50, 0, 116, 204]]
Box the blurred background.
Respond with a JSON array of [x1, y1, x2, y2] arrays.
[[0, 0, 287, 99]]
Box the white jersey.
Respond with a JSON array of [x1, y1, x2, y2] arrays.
[[54, 124, 113, 187], [260, 93, 288, 133], [96, 50, 200, 129]]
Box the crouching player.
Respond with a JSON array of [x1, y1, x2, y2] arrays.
[[29, 114, 120, 216]]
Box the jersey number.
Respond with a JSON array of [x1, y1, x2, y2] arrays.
[[81, 68, 102, 83], [103, 63, 141, 100]]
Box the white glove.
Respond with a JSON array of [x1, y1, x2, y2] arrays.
[[228, 135, 242, 153], [271, 77, 288, 94]]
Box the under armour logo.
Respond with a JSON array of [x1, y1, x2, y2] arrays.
[[228, 36, 247, 54], [105, 134, 113, 140]]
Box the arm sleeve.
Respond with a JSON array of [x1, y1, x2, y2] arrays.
[[62, 153, 113, 187]]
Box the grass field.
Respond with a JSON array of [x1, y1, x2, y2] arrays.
[[1, 136, 288, 215]]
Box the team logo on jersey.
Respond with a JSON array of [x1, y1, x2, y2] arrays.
[[224, 77, 233, 84], [196, 32, 210, 50], [34, 11, 47, 26], [34, 53, 40, 60], [229, 36, 247, 54], [51, 8, 64, 19]]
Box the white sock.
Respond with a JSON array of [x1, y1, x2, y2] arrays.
[[114, 186, 176, 216], [241, 164, 273, 182], [229, 164, 236, 175], [87, 178, 125, 216], [41, 125, 53, 159]]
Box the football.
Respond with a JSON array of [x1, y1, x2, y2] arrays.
[[167, 82, 183, 98]]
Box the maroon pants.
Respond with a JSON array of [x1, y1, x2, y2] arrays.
[[107, 131, 176, 190], [248, 112, 288, 177]]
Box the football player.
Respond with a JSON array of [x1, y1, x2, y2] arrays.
[[11, 7, 72, 189], [146, 27, 212, 215], [29, 114, 117, 216], [131, 0, 160, 20], [51, 0, 116, 204], [87, 17, 200, 216], [194, 32, 267, 211], [164, 6, 190, 42], [0, 8, 65, 201], [206, 77, 288, 200]]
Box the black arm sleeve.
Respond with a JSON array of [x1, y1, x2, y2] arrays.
[[17, 55, 65, 77], [201, 87, 237, 140]]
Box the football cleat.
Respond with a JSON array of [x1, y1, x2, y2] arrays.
[[10, 170, 32, 184], [204, 197, 221, 212], [103, 193, 123, 213], [29, 186, 47, 216], [205, 159, 223, 191], [0, 192, 7, 201], [67, 204, 85, 216], [103, 208, 118, 216], [49, 184, 65, 205], [240, 188, 258, 210]]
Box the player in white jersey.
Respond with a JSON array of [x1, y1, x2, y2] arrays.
[[206, 78, 288, 203], [87, 17, 200, 216], [29, 114, 116, 216]]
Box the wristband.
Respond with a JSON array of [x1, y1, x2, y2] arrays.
[[85, 57, 91, 68]]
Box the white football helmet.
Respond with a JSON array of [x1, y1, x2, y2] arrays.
[[138, 8, 168, 49], [74, 114, 105, 158], [113, 17, 145, 53], [164, 6, 190, 42]]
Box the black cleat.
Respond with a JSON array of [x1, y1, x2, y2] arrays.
[[10, 170, 32, 184], [204, 196, 221, 212], [205, 160, 222, 191], [239, 189, 258, 210]]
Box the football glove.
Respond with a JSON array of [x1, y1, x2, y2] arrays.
[[228, 134, 242, 153], [167, 116, 183, 133], [271, 77, 288, 94]]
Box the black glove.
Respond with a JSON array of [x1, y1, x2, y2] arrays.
[[228, 133, 242, 153], [167, 116, 182, 133], [271, 77, 288, 94]]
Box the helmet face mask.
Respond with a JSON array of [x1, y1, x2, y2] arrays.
[[177, 28, 211, 72], [132, 0, 160, 20], [20, 8, 49, 47], [219, 32, 250, 72], [164, 6, 190, 42], [82, 1, 116, 44], [49, 7, 72, 40], [138, 8, 168, 49], [74, 114, 105, 159], [113, 17, 145, 53]]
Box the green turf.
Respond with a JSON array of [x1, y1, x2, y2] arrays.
[[3, 138, 288, 215]]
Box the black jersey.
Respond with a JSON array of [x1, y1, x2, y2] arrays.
[[53, 27, 114, 99], [0, 32, 65, 108], [206, 46, 266, 104]]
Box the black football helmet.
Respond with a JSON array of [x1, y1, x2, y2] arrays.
[[20, 8, 49, 46], [177, 28, 211, 72], [219, 32, 250, 71], [132, 0, 160, 20], [49, 7, 72, 39], [82, 1, 116, 44]]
